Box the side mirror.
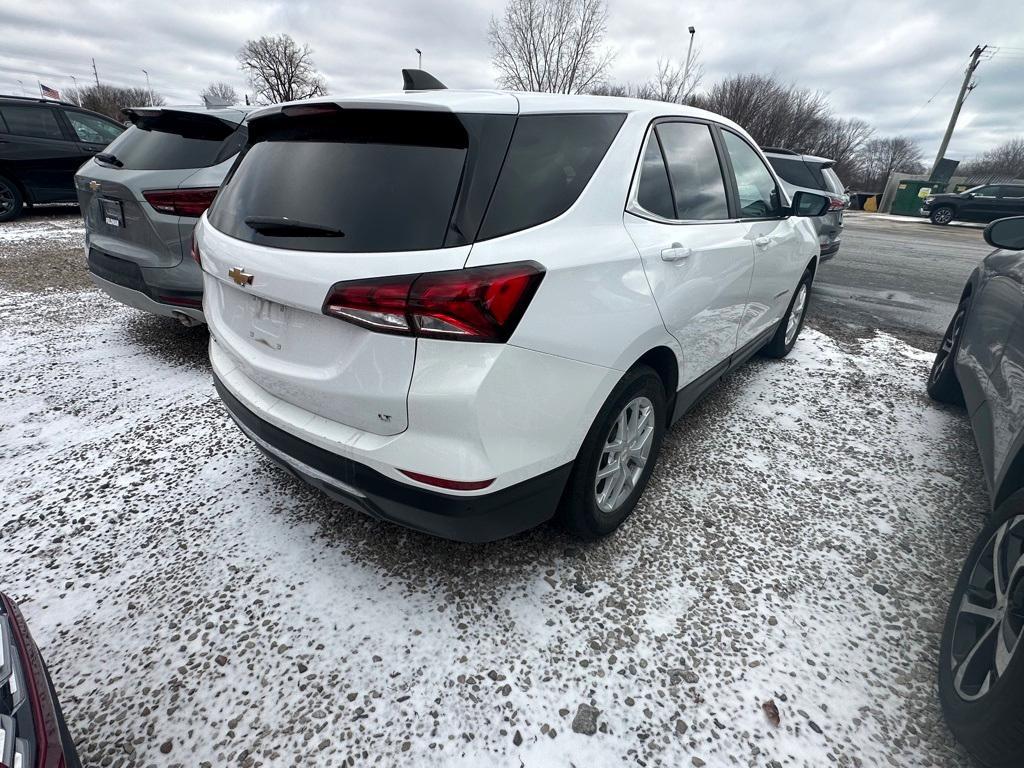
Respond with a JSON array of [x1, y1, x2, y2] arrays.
[[984, 216, 1024, 251], [790, 191, 830, 217]]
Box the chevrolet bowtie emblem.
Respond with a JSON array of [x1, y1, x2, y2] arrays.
[[229, 267, 254, 286], [88, 180, 100, 191]]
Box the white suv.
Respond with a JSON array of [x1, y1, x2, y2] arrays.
[[195, 88, 828, 542]]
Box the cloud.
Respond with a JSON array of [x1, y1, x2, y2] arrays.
[[1, 0, 1020, 160]]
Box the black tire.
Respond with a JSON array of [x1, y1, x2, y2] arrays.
[[559, 365, 667, 539], [930, 205, 955, 225], [0, 175, 24, 223], [939, 489, 1024, 768], [761, 269, 813, 359], [928, 294, 970, 405]]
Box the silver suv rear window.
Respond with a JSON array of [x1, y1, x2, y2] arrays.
[[102, 113, 243, 170]]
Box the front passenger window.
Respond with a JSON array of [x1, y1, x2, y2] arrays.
[[722, 131, 782, 218]]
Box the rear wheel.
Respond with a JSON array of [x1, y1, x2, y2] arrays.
[[0, 175, 24, 223], [559, 365, 666, 538], [761, 270, 812, 359], [931, 205, 955, 225], [939, 490, 1024, 767], [928, 294, 970, 405]]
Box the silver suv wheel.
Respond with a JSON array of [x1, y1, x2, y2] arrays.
[[594, 396, 654, 514]]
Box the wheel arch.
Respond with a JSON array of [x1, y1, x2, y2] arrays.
[[632, 345, 679, 405], [0, 166, 28, 201], [993, 437, 1024, 510]]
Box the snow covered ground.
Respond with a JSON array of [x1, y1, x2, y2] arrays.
[[0, 216, 989, 767]]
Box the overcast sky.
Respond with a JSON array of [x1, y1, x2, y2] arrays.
[[1, 0, 1021, 160]]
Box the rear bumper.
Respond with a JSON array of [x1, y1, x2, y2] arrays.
[[214, 373, 572, 542], [819, 240, 841, 259], [87, 248, 205, 322]]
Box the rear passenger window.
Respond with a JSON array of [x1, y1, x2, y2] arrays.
[[0, 106, 64, 140], [655, 122, 729, 220], [722, 131, 783, 218], [478, 113, 625, 240], [768, 157, 823, 190], [635, 135, 675, 219]]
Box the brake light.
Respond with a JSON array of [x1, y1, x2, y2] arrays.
[[827, 196, 846, 211], [399, 469, 495, 491], [143, 187, 219, 217], [322, 262, 544, 342], [190, 232, 201, 265]]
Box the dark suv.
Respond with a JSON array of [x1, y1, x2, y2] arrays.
[[0, 95, 125, 222], [923, 183, 1024, 225]]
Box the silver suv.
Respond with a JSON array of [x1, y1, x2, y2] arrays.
[[763, 148, 847, 259], [75, 105, 249, 325]]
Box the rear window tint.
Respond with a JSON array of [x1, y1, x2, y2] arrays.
[[477, 113, 625, 240], [0, 105, 64, 140], [101, 113, 242, 170], [635, 134, 675, 219], [767, 156, 824, 190], [209, 110, 515, 253]]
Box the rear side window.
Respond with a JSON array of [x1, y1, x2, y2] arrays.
[[655, 122, 729, 220], [63, 110, 124, 144], [768, 156, 824, 190], [635, 135, 675, 219], [998, 186, 1024, 198], [0, 105, 64, 140], [477, 113, 625, 240], [101, 113, 241, 170]]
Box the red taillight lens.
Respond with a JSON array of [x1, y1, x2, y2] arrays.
[[322, 262, 544, 342], [827, 196, 846, 211], [190, 232, 201, 265], [143, 187, 219, 217], [399, 469, 495, 491]]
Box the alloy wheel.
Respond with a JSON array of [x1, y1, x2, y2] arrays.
[[594, 396, 655, 514], [934, 207, 954, 224], [784, 283, 808, 346], [931, 306, 967, 385], [950, 515, 1024, 701], [0, 183, 13, 215]]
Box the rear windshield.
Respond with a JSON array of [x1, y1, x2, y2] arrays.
[[767, 156, 827, 190], [101, 113, 244, 170], [208, 109, 625, 253]]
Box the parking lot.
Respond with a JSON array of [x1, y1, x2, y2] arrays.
[[0, 209, 993, 766]]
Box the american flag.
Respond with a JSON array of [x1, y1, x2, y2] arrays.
[[39, 83, 59, 99]]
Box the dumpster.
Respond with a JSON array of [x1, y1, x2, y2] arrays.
[[892, 180, 945, 216]]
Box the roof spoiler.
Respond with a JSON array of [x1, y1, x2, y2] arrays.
[[121, 106, 242, 129], [402, 69, 447, 91]]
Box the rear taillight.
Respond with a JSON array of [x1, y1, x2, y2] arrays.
[[190, 232, 201, 266], [143, 187, 219, 217], [827, 196, 846, 211], [322, 262, 544, 343]]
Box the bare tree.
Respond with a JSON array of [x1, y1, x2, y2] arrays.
[[960, 137, 1024, 181], [489, 0, 615, 94], [200, 82, 239, 106], [854, 136, 925, 191], [805, 117, 874, 186], [587, 52, 702, 104], [237, 34, 328, 104], [66, 84, 164, 121], [693, 74, 831, 151]]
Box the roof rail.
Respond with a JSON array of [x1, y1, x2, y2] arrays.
[[0, 93, 76, 108], [762, 147, 800, 155], [402, 69, 447, 91]]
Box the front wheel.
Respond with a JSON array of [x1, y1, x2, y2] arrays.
[[939, 490, 1024, 767], [928, 294, 970, 405], [559, 365, 667, 539], [930, 205, 955, 225], [761, 270, 812, 359]]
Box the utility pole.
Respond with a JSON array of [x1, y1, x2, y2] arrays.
[[683, 26, 696, 95], [931, 45, 986, 178], [92, 58, 100, 86]]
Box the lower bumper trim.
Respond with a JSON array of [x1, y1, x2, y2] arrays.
[[214, 373, 572, 542]]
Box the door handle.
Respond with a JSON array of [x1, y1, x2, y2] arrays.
[[80, 145, 98, 154], [754, 236, 772, 248], [661, 243, 692, 262]]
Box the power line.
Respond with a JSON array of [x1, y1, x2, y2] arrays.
[[896, 62, 963, 132]]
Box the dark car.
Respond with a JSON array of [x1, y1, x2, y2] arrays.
[[0, 95, 125, 222], [927, 216, 1024, 767], [923, 183, 1024, 226], [0, 592, 81, 768]]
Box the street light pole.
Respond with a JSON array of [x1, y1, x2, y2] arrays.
[[415, 48, 422, 69], [683, 26, 696, 95], [17, 79, 25, 96], [70, 75, 81, 105], [142, 69, 152, 106]]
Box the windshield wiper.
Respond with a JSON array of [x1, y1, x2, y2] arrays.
[[95, 153, 123, 167], [244, 216, 345, 237]]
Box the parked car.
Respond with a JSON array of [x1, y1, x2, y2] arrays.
[[0, 95, 124, 222], [927, 215, 1024, 767], [923, 183, 1024, 225], [196, 80, 830, 543], [76, 105, 249, 325], [0, 591, 81, 768], [763, 148, 847, 258]]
